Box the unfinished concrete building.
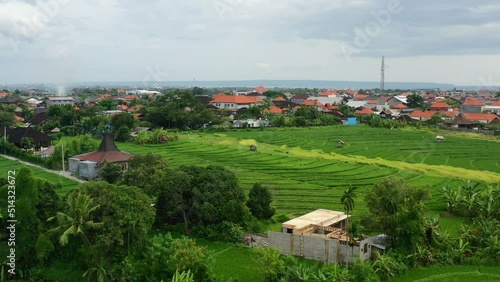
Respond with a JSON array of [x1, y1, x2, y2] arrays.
[[268, 209, 376, 264]]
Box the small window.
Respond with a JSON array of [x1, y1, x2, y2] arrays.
[[286, 228, 293, 234], [363, 244, 368, 253]]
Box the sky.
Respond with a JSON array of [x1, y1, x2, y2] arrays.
[[1, 0, 500, 86]]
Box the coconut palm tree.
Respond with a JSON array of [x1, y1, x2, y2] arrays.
[[340, 185, 357, 267], [47, 192, 103, 249]]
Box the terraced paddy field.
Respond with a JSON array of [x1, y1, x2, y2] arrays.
[[117, 126, 500, 220], [223, 126, 500, 174]]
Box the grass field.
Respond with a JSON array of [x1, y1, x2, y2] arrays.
[[0, 156, 78, 195], [392, 266, 500, 281]]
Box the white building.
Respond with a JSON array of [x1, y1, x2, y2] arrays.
[[45, 97, 75, 107]]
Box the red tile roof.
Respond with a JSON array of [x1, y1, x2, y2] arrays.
[[263, 105, 283, 114], [0, 92, 9, 98], [430, 102, 451, 109], [410, 110, 456, 119], [462, 99, 484, 106], [273, 96, 286, 101], [302, 100, 324, 107], [118, 104, 128, 111], [254, 86, 269, 93], [211, 93, 264, 105], [320, 90, 338, 97], [354, 94, 369, 101], [392, 103, 408, 109], [367, 100, 377, 105], [491, 101, 500, 106], [124, 95, 138, 101], [355, 108, 375, 115], [463, 113, 498, 122]]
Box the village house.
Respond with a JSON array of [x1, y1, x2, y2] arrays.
[[428, 101, 452, 112], [210, 93, 264, 110], [460, 99, 484, 113], [290, 94, 310, 105], [45, 97, 75, 107], [69, 134, 133, 180]]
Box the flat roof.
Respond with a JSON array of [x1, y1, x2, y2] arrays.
[[282, 209, 349, 230]]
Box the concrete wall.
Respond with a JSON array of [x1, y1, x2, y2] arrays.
[[268, 232, 365, 264], [69, 158, 80, 174]]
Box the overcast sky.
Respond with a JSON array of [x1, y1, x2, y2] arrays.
[[1, 0, 500, 85]]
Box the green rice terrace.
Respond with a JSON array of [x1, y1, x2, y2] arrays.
[[117, 125, 500, 223]]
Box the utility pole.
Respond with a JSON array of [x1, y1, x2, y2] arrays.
[[62, 144, 65, 174], [380, 56, 385, 94], [3, 126, 6, 154]]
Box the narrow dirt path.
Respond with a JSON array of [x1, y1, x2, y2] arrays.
[[0, 154, 85, 183]]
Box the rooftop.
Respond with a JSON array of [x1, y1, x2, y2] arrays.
[[282, 209, 349, 231]]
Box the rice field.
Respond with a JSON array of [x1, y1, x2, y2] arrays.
[[223, 126, 500, 174], [392, 265, 500, 282], [117, 126, 500, 218]]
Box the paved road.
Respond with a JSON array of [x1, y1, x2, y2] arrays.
[[0, 154, 86, 183]]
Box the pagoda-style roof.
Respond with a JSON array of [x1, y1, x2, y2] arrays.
[[5, 126, 54, 144], [445, 113, 479, 125], [72, 134, 133, 165]]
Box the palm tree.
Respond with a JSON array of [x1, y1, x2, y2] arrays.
[[340, 185, 357, 267], [47, 192, 103, 249]]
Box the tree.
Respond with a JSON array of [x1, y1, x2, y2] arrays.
[[340, 185, 357, 267], [406, 94, 425, 109], [0, 110, 15, 126], [111, 113, 135, 132], [362, 177, 431, 251], [427, 113, 443, 125], [247, 183, 275, 220], [80, 182, 155, 261], [99, 163, 123, 184], [156, 165, 247, 228], [121, 153, 169, 197], [98, 98, 117, 110], [47, 192, 103, 248], [116, 125, 131, 142]]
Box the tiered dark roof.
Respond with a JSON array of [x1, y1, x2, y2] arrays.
[[73, 134, 133, 165], [5, 127, 54, 143], [445, 113, 478, 125]]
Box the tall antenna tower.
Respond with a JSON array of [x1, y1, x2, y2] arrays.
[[380, 56, 385, 93]]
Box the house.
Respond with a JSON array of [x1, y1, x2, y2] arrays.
[[290, 94, 310, 105], [69, 134, 134, 180], [301, 100, 325, 111], [263, 105, 284, 115], [484, 102, 500, 115], [355, 108, 375, 115], [45, 97, 75, 107], [463, 113, 499, 124], [3, 126, 54, 150], [379, 110, 393, 119], [444, 113, 479, 129], [0, 92, 9, 98], [429, 102, 452, 112], [353, 94, 369, 101], [233, 119, 270, 128], [210, 93, 264, 110], [410, 110, 456, 121], [268, 209, 375, 264], [254, 86, 269, 94], [27, 112, 53, 126], [460, 99, 484, 113], [319, 90, 338, 97]]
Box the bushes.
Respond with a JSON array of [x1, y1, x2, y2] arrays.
[[134, 128, 179, 144], [193, 221, 243, 243]]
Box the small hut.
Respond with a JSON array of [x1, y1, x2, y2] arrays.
[[436, 136, 445, 142], [249, 145, 258, 151]]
